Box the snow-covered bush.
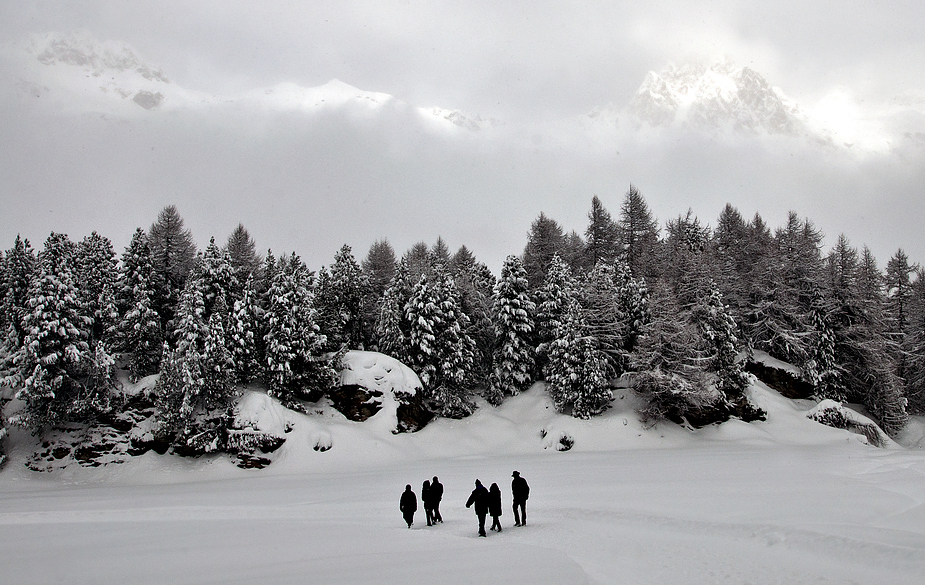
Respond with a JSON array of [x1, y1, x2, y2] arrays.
[[807, 399, 890, 447]]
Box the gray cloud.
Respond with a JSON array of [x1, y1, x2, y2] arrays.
[[2, 1, 925, 272]]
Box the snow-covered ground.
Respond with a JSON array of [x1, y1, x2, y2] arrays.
[[2, 374, 925, 584]]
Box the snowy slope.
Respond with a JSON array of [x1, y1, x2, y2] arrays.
[[625, 59, 814, 138], [1, 378, 925, 584]]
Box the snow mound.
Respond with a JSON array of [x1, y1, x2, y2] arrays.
[[339, 350, 422, 399], [233, 391, 290, 439], [807, 399, 895, 448]]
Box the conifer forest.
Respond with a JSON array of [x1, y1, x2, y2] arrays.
[[1, 185, 923, 465]]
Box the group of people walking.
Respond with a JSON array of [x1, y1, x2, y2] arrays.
[[400, 471, 530, 537], [400, 476, 444, 528]]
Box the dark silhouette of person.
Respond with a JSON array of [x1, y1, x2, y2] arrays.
[[400, 484, 417, 528], [512, 471, 530, 526], [465, 479, 490, 537], [489, 482, 503, 532], [422, 480, 434, 526], [431, 476, 444, 523]]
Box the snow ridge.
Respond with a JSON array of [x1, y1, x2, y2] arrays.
[[627, 59, 813, 137]]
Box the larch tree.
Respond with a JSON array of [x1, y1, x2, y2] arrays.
[[148, 205, 197, 339], [584, 195, 620, 268], [522, 212, 566, 289], [618, 184, 660, 280]]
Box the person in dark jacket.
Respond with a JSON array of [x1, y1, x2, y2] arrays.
[[422, 480, 434, 526], [431, 476, 444, 523], [400, 484, 417, 528], [488, 482, 503, 532], [465, 479, 490, 537], [512, 471, 530, 526]]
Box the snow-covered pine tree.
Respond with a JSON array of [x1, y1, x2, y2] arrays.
[[405, 266, 476, 418], [488, 255, 536, 404], [315, 244, 369, 351], [450, 248, 496, 391], [230, 276, 261, 385], [375, 258, 415, 363], [113, 228, 163, 381], [75, 231, 118, 345], [0, 235, 36, 386], [543, 301, 611, 419], [579, 260, 625, 374], [263, 254, 338, 406], [533, 254, 577, 376], [155, 267, 209, 437], [200, 237, 238, 320], [11, 233, 115, 431], [804, 288, 841, 401], [693, 283, 751, 401], [630, 279, 725, 426]]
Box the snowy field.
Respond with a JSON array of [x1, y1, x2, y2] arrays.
[[2, 378, 925, 584]]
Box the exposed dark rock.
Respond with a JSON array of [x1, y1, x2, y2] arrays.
[[395, 391, 434, 433], [744, 359, 813, 399], [327, 384, 384, 422]]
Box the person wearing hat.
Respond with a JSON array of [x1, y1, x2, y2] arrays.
[[511, 471, 530, 526], [465, 479, 490, 537]]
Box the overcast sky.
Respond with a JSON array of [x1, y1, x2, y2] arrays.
[[1, 1, 924, 271]]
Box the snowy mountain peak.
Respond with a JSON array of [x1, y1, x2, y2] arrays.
[[29, 31, 169, 84], [628, 59, 808, 136]]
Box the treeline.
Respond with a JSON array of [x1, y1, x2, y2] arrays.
[[1, 186, 923, 463]]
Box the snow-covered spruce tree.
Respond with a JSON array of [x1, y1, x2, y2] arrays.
[[263, 254, 339, 407], [405, 267, 477, 418], [804, 288, 841, 401], [200, 237, 238, 319], [616, 261, 650, 356], [631, 278, 763, 427], [533, 254, 578, 377], [375, 258, 415, 363], [0, 235, 36, 386], [450, 247, 496, 391], [488, 255, 536, 405], [154, 267, 239, 453], [75, 231, 118, 345], [692, 283, 753, 406], [744, 212, 823, 366], [544, 300, 611, 419], [230, 276, 261, 385], [315, 244, 370, 351], [11, 233, 117, 431], [113, 228, 163, 381]]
